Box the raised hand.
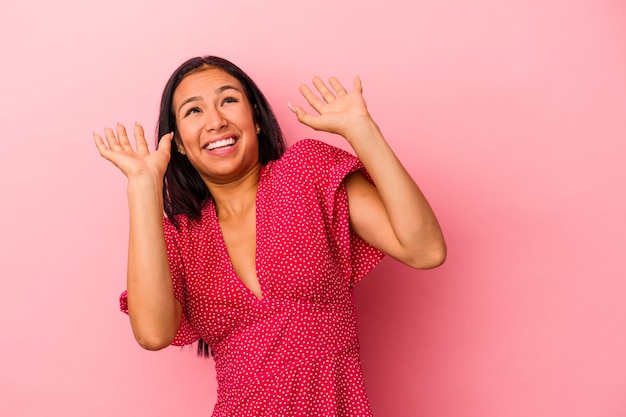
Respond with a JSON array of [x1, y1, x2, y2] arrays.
[[290, 77, 446, 270], [288, 76, 374, 140], [94, 123, 173, 183]]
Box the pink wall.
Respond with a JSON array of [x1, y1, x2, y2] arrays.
[[1, 0, 625, 416]]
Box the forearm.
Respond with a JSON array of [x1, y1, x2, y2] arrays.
[[290, 75, 445, 267], [345, 117, 446, 265], [126, 176, 180, 349]]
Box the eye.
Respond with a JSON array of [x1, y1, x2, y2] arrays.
[[221, 96, 238, 106], [184, 106, 201, 117]]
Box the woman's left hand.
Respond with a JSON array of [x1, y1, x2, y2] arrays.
[[291, 76, 446, 270], [289, 76, 372, 139]]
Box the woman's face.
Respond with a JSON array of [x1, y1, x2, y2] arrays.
[[172, 67, 260, 187]]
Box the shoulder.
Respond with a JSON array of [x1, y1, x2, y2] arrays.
[[289, 138, 330, 153], [275, 139, 356, 172], [163, 203, 214, 239], [264, 139, 364, 198], [285, 138, 347, 159]]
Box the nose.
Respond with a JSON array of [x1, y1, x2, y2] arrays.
[[204, 107, 228, 131]]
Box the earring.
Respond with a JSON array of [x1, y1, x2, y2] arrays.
[[256, 126, 261, 135], [177, 146, 186, 155]]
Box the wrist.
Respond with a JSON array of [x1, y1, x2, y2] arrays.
[[127, 172, 163, 194], [343, 115, 382, 145]]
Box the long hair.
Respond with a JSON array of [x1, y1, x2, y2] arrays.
[[156, 56, 286, 228], [155, 56, 287, 357]]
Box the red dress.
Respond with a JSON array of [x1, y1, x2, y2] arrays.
[[121, 139, 384, 416]]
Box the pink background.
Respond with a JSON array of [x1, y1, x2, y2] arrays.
[[1, 0, 625, 416]]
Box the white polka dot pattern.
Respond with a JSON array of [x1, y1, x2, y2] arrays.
[[120, 139, 384, 416]]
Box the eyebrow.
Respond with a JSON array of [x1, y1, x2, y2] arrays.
[[177, 85, 242, 114]]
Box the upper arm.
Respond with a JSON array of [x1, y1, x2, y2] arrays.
[[174, 298, 183, 330], [344, 172, 407, 262], [344, 172, 446, 269]]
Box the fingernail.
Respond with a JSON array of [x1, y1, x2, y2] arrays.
[[287, 103, 295, 113]]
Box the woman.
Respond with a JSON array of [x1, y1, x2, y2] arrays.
[[94, 56, 445, 417]]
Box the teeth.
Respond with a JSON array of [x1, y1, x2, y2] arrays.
[[206, 138, 236, 150]]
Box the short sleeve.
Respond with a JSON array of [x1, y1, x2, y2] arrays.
[[118, 218, 199, 347], [290, 139, 385, 286]]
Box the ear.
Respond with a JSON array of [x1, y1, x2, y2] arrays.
[[253, 105, 261, 135], [173, 135, 186, 155]]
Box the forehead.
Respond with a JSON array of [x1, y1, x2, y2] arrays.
[[174, 67, 245, 99]]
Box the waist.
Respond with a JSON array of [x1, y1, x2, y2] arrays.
[[212, 298, 360, 393]]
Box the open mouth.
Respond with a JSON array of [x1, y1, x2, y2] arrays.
[[204, 137, 237, 151]]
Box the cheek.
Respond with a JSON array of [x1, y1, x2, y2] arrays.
[[232, 106, 255, 126], [177, 119, 201, 140]]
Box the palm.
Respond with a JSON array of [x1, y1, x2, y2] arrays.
[[292, 76, 372, 138], [94, 123, 172, 181]]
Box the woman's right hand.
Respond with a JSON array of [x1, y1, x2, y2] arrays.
[[95, 124, 180, 349], [94, 123, 173, 183]]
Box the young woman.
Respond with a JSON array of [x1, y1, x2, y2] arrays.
[[94, 56, 445, 417]]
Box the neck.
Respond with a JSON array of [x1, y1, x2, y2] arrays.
[[207, 164, 261, 220]]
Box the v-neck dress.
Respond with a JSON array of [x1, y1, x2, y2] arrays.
[[120, 139, 385, 416]]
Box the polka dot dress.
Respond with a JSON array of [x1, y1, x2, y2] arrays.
[[120, 139, 384, 416]]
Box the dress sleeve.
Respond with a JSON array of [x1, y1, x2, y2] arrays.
[[118, 218, 199, 347], [294, 139, 385, 286]]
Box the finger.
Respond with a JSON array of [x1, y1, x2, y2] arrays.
[[329, 77, 348, 97], [103, 127, 122, 151], [298, 83, 326, 114], [93, 132, 112, 158], [156, 132, 173, 153], [116, 123, 133, 151], [288, 103, 322, 131], [353, 76, 363, 94], [312, 76, 336, 103], [94, 132, 124, 165], [133, 122, 150, 154]]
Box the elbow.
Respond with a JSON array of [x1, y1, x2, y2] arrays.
[[405, 240, 447, 270], [131, 321, 177, 351], [127, 300, 181, 351], [134, 333, 173, 351], [419, 249, 447, 269]]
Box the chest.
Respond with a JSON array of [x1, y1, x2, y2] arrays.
[[218, 207, 260, 298], [174, 168, 355, 343], [182, 182, 348, 302]]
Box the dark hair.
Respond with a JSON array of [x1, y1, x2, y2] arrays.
[[156, 56, 286, 228], [155, 56, 286, 357]]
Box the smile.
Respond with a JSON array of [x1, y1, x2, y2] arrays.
[[204, 137, 237, 151]]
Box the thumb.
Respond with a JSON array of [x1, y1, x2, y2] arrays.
[[287, 103, 319, 130], [157, 132, 174, 153]]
